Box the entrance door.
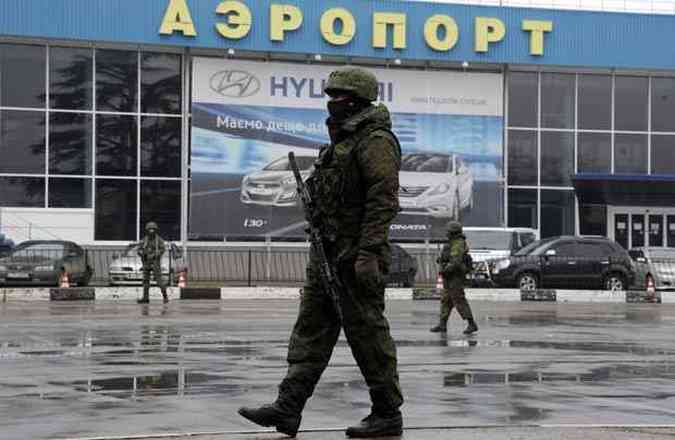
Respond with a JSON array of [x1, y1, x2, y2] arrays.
[[608, 207, 675, 248]]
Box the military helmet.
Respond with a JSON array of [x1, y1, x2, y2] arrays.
[[324, 68, 379, 102], [447, 221, 463, 234], [145, 221, 159, 232]]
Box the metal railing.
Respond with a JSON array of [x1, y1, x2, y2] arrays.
[[2, 244, 674, 291]]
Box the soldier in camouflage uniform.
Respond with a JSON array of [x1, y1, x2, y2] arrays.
[[238, 68, 404, 438], [430, 221, 478, 335], [137, 222, 168, 304]]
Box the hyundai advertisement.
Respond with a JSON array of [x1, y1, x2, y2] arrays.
[[190, 58, 503, 241]]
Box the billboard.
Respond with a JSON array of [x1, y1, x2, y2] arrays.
[[189, 58, 503, 241]]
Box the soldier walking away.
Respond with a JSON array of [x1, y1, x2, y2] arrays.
[[137, 222, 169, 304], [238, 68, 404, 438], [430, 221, 478, 335]]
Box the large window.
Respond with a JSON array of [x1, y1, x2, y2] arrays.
[[578, 75, 611, 130], [0, 44, 183, 242], [508, 189, 538, 230], [0, 44, 45, 108], [541, 131, 574, 187], [651, 135, 675, 175], [508, 72, 538, 128], [541, 190, 575, 238], [578, 133, 611, 174], [652, 77, 675, 133], [507, 130, 537, 186], [615, 76, 648, 131], [614, 134, 648, 174], [0, 110, 45, 174], [541, 73, 575, 129]]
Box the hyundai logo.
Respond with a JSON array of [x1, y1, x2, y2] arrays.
[[209, 70, 261, 98]]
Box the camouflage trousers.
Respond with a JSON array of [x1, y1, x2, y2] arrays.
[[142, 260, 167, 298], [439, 287, 474, 324], [276, 252, 403, 416]]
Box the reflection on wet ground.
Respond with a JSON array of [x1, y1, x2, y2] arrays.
[[1, 301, 675, 439]]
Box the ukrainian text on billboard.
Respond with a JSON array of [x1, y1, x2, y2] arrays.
[[190, 58, 504, 241]]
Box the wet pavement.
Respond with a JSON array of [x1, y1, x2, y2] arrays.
[[1, 300, 675, 440]]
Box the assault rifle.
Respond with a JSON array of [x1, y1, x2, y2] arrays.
[[288, 152, 343, 322]]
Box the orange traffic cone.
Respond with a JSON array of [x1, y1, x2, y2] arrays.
[[59, 272, 70, 288], [177, 270, 187, 288], [436, 274, 443, 290]]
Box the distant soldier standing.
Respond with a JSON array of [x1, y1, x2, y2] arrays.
[[137, 222, 168, 304], [431, 221, 478, 335], [238, 68, 404, 438]]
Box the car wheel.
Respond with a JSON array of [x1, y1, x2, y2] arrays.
[[402, 270, 416, 288], [517, 272, 538, 291], [604, 273, 626, 291]]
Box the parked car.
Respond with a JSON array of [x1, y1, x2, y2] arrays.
[[108, 243, 186, 286], [386, 244, 418, 287], [398, 153, 474, 218], [490, 236, 636, 291], [0, 240, 93, 286], [240, 155, 317, 207], [463, 227, 538, 285], [628, 247, 675, 291]]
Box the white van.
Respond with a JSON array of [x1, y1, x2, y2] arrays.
[[462, 227, 539, 285]]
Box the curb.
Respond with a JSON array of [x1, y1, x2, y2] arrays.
[[0, 286, 667, 304], [412, 287, 663, 304]]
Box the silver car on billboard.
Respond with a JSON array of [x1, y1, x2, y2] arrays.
[[398, 153, 474, 218], [108, 243, 186, 286], [240, 155, 317, 207]]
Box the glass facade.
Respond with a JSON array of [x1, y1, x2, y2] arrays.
[[0, 39, 671, 243], [0, 43, 182, 241], [507, 70, 669, 238]]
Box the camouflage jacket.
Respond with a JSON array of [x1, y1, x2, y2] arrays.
[[438, 235, 468, 286], [309, 104, 402, 266], [137, 235, 166, 263]]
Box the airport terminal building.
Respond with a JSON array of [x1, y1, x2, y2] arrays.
[[1, 0, 675, 249]]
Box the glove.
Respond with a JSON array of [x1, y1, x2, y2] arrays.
[[354, 250, 382, 289]]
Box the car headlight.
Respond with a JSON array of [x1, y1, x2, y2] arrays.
[[427, 183, 451, 196], [491, 259, 511, 274], [34, 265, 55, 272], [281, 176, 295, 186]]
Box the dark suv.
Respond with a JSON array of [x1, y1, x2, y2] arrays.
[[490, 236, 636, 291]]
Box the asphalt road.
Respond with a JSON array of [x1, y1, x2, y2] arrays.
[[1, 300, 675, 440]]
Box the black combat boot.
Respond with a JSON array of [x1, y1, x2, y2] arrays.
[[463, 319, 478, 335], [238, 403, 301, 438], [346, 410, 403, 438], [429, 323, 447, 333]]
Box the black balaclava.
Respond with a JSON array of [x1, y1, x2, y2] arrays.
[[326, 94, 369, 144]]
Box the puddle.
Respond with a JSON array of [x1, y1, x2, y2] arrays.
[[47, 371, 246, 399], [443, 364, 675, 387]]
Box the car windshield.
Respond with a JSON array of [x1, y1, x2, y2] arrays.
[[464, 231, 513, 250], [263, 156, 315, 171], [11, 243, 66, 258], [515, 237, 557, 256], [401, 154, 450, 173], [124, 245, 140, 257]]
